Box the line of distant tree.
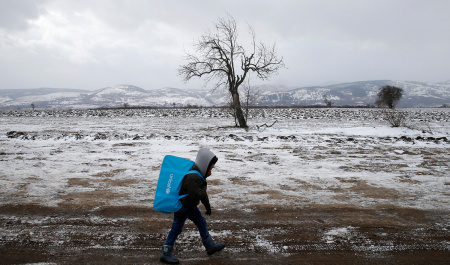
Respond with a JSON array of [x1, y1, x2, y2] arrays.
[[97, 104, 378, 110], [7, 102, 448, 112]]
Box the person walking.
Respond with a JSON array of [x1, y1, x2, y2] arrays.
[[160, 148, 226, 264]]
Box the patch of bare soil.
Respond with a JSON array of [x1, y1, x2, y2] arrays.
[[57, 190, 128, 209], [1, 203, 448, 265]]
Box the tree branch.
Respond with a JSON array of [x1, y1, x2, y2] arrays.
[[178, 14, 285, 128]]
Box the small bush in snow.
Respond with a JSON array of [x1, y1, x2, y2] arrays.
[[383, 109, 408, 127]]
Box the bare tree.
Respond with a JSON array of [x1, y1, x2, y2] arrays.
[[178, 15, 284, 128], [228, 96, 238, 127], [228, 78, 260, 126], [243, 77, 260, 122], [323, 94, 333, 107], [383, 109, 408, 127]]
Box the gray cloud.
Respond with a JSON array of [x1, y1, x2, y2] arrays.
[[0, 0, 48, 31], [0, 0, 449, 91]]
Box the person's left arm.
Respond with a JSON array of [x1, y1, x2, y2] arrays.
[[200, 182, 211, 215]]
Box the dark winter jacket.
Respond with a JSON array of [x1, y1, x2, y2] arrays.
[[179, 149, 218, 210]]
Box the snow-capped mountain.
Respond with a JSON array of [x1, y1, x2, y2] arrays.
[[83, 85, 213, 107], [0, 88, 90, 109], [0, 85, 215, 109], [1, 81, 449, 109], [258, 80, 450, 107]]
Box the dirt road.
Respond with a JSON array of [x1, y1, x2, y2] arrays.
[[1, 203, 448, 264]]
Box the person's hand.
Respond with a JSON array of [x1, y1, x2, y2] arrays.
[[205, 208, 212, 216]]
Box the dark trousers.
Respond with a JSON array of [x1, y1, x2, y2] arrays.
[[164, 206, 210, 247]]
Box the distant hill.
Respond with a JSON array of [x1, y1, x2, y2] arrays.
[[1, 80, 449, 109], [258, 80, 450, 107]]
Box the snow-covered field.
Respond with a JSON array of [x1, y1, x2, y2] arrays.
[[0, 108, 449, 264], [1, 108, 448, 211]]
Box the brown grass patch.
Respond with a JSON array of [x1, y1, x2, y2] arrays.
[[251, 189, 291, 200], [208, 179, 224, 185], [336, 177, 359, 183], [112, 143, 138, 147], [102, 178, 139, 187], [349, 180, 407, 199], [230, 177, 260, 186], [375, 203, 430, 223], [397, 175, 421, 184], [12, 183, 29, 197], [68, 178, 91, 187], [91, 169, 126, 178], [207, 188, 222, 195], [68, 177, 139, 187], [288, 178, 323, 190], [58, 190, 128, 209], [332, 194, 352, 201], [252, 204, 283, 211], [25, 176, 41, 181], [279, 184, 297, 191], [340, 162, 410, 173]]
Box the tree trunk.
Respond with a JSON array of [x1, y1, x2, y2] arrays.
[[231, 91, 247, 128]]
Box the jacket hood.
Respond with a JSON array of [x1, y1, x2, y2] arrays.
[[195, 148, 218, 177]]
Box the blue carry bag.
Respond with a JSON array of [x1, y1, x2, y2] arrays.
[[153, 155, 204, 214]]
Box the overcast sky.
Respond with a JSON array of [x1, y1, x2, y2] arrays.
[[1, 0, 449, 91]]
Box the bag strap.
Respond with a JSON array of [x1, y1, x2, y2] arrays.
[[187, 170, 206, 182]]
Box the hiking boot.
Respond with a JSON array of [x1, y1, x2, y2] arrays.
[[202, 236, 226, 256], [160, 245, 179, 264]]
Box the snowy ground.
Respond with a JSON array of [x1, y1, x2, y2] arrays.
[[0, 108, 449, 264]]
